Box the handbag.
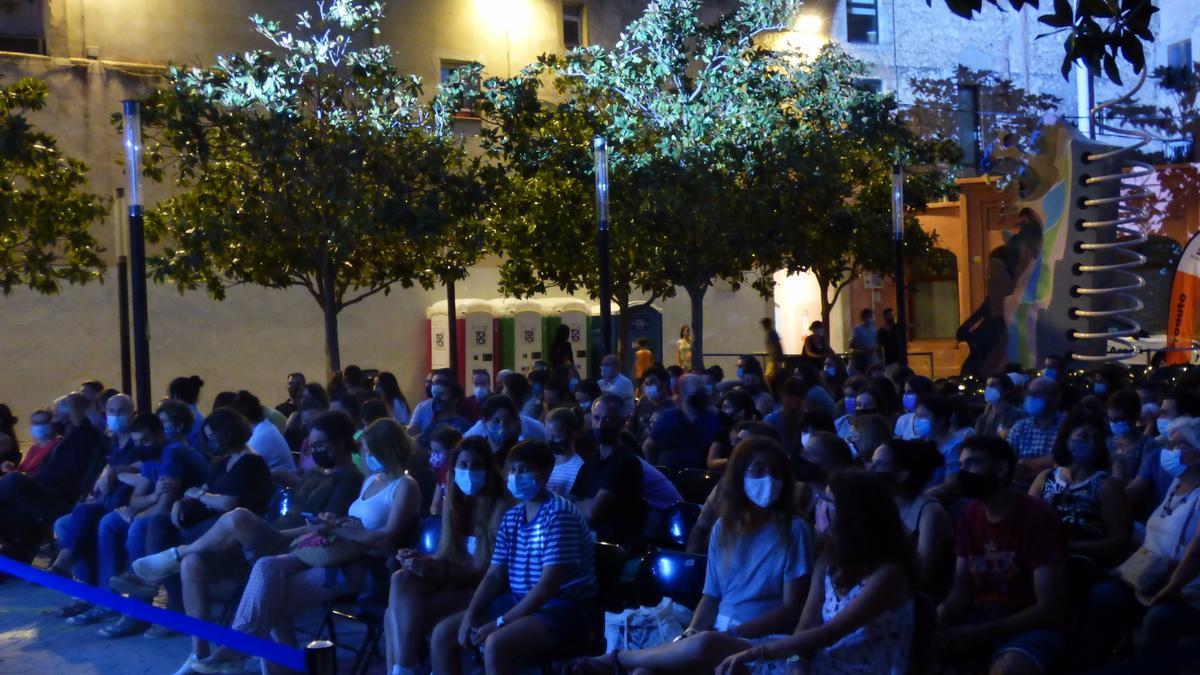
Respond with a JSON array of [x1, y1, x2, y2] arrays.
[[1116, 547, 1175, 605], [604, 598, 689, 652], [289, 532, 364, 569]]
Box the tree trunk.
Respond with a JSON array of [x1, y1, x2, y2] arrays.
[[617, 295, 633, 375], [686, 284, 706, 371], [320, 258, 342, 378]]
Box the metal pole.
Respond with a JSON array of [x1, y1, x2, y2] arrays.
[[892, 164, 908, 367], [447, 277, 459, 382], [303, 639, 336, 675], [594, 136, 612, 356], [114, 188, 132, 395], [123, 100, 151, 411]]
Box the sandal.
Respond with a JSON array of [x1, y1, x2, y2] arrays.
[[45, 600, 91, 618], [98, 615, 149, 638]]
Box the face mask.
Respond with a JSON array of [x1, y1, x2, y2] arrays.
[[162, 422, 180, 438], [824, 367, 837, 378], [137, 441, 162, 461], [957, 470, 998, 501], [984, 387, 1001, 405], [107, 414, 130, 434], [687, 393, 709, 409], [1067, 438, 1097, 466], [432, 397, 448, 415], [844, 397, 856, 414], [719, 411, 736, 428], [532, 385, 544, 397], [1043, 368, 1057, 381], [593, 425, 620, 447], [744, 475, 782, 508], [1024, 397, 1046, 417], [902, 393, 918, 412], [644, 385, 659, 400], [312, 448, 337, 469], [207, 435, 223, 455], [31, 424, 54, 442], [580, 400, 592, 412], [549, 439, 569, 455], [429, 450, 447, 470], [800, 431, 812, 449], [1161, 448, 1187, 478], [913, 417, 933, 438], [793, 456, 823, 483], [1158, 418, 1173, 437], [569, 378, 580, 393], [507, 472, 540, 502], [736, 367, 745, 380], [705, 384, 715, 395], [601, 366, 615, 380], [474, 386, 489, 401], [454, 468, 486, 496], [1093, 383, 1108, 396], [1109, 420, 1132, 437], [365, 452, 384, 473], [1142, 403, 1161, 416], [668, 377, 676, 392]]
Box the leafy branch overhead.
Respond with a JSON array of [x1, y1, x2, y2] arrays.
[[121, 0, 490, 371], [933, 0, 1157, 84], [0, 76, 107, 295]]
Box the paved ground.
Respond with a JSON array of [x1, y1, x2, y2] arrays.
[[0, 571, 380, 675]]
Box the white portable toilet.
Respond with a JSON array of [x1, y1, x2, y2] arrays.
[[425, 300, 452, 373], [511, 299, 545, 374], [540, 298, 590, 375], [458, 299, 497, 388]]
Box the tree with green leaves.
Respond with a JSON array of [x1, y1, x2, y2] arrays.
[[1, 76, 107, 295], [755, 46, 957, 335], [128, 0, 489, 374], [556, 0, 808, 370], [455, 59, 675, 369], [934, 0, 1157, 83]]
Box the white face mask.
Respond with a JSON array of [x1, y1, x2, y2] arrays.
[[744, 475, 782, 508], [1157, 418, 1173, 437], [1160, 447, 1187, 478], [454, 468, 486, 496], [473, 386, 490, 401], [800, 432, 812, 449]]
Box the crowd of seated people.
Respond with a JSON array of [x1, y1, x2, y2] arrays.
[[2, 353, 1200, 675]]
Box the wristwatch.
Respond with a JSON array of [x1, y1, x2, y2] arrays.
[[495, 615, 506, 628]]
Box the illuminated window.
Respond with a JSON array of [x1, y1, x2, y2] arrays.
[[846, 0, 878, 44], [563, 3, 585, 50]]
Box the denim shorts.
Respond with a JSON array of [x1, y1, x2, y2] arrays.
[[992, 628, 1067, 674], [486, 592, 599, 649]]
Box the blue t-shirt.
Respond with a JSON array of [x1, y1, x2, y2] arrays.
[[704, 517, 814, 625], [186, 405, 207, 456], [142, 440, 210, 489], [102, 435, 140, 509], [1136, 446, 1175, 517], [649, 408, 721, 471], [491, 494, 597, 601]]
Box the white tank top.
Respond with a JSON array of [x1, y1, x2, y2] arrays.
[[348, 473, 401, 532]]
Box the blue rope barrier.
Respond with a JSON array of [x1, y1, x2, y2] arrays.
[[0, 554, 305, 672]]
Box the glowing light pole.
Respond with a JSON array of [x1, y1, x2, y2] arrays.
[[892, 163, 908, 367], [123, 100, 151, 411], [594, 136, 612, 356], [113, 187, 131, 395]]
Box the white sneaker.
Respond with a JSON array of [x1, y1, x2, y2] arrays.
[[132, 547, 181, 582], [171, 653, 200, 675]]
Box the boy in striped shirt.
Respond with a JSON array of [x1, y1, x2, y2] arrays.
[[437, 440, 598, 674]]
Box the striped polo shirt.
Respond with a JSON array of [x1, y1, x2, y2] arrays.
[[491, 493, 597, 600]]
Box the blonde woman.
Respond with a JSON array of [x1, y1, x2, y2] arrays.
[[192, 419, 421, 675], [384, 437, 512, 675]]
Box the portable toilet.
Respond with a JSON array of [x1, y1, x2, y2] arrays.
[[425, 300, 454, 374], [539, 298, 590, 375], [459, 299, 498, 388], [587, 300, 620, 379], [491, 298, 545, 375], [587, 300, 664, 377]]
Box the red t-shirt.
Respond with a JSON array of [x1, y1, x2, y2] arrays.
[[955, 492, 1066, 611], [17, 439, 60, 473]]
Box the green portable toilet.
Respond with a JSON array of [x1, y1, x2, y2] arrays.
[[491, 297, 545, 375], [538, 298, 590, 375], [490, 297, 517, 373]]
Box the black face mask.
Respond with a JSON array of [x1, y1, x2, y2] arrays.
[[593, 426, 621, 447], [718, 411, 736, 428], [549, 439, 569, 456], [312, 448, 337, 469], [957, 470, 998, 501], [792, 456, 823, 483], [432, 397, 448, 415], [137, 442, 163, 461], [686, 393, 709, 409]]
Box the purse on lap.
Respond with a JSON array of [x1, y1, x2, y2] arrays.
[[288, 532, 363, 568]]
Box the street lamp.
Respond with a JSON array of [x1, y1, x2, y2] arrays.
[[123, 100, 152, 411], [892, 163, 908, 367], [594, 136, 612, 357], [113, 187, 132, 396]]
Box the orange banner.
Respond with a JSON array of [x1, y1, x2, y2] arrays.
[[1165, 232, 1200, 366]]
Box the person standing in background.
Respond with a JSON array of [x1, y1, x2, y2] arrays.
[[676, 325, 693, 369], [762, 317, 784, 383]]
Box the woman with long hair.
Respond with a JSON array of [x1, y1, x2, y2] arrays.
[[385, 436, 512, 675], [374, 372, 412, 426], [716, 470, 915, 674], [676, 324, 693, 369], [571, 437, 814, 674]]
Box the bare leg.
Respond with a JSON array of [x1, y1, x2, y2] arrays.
[[991, 651, 1042, 675], [176, 508, 275, 559], [180, 554, 211, 658], [484, 615, 550, 675], [431, 610, 467, 675], [580, 631, 749, 674], [387, 570, 473, 670], [50, 548, 74, 573]]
